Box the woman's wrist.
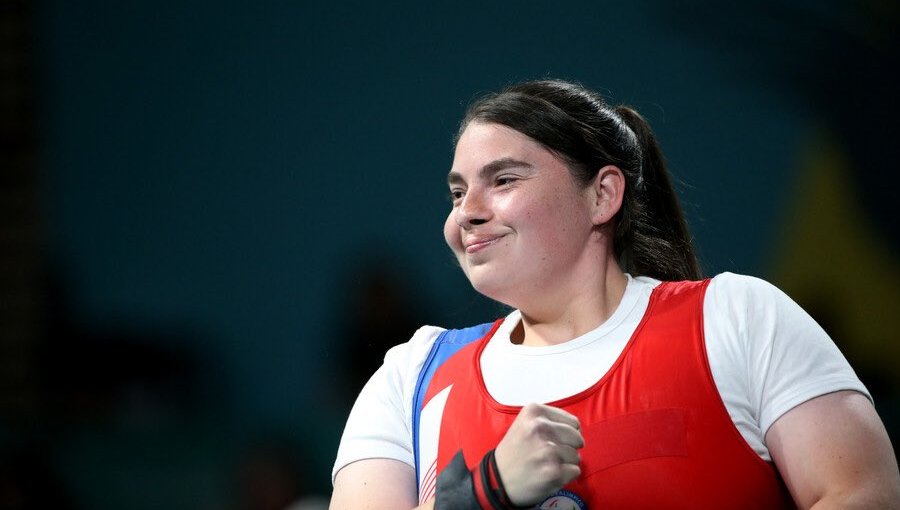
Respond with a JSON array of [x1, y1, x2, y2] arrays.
[[435, 449, 530, 510]]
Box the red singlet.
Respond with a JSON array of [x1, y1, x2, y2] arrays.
[[420, 280, 795, 509]]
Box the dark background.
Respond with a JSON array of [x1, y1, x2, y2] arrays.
[[2, 1, 899, 509]]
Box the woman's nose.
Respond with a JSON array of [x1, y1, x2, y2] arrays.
[[455, 188, 491, 227]]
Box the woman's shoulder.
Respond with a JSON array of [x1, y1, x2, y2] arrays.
[[399, 324, 447, 350], [708, 271, 779, 292], [705, 272, 789, 313], [701, 271, 816, 350], [650, 272, 783, 315], [382, 325, 447, 373]]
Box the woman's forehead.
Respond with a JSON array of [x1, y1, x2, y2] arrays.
[[454, 122, 548, 164]]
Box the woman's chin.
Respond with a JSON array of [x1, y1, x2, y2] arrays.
[[468, 277, 518, 308]]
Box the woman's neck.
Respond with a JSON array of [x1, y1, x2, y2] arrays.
[[511, 263, 628, 346]]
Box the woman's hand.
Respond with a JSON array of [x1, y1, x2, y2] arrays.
[[493, 403, 585, 506]]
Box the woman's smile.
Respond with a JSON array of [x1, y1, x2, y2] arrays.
[[464, 233, 506, 254]]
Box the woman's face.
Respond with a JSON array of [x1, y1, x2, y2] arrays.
[[444, 122, 598, 307]]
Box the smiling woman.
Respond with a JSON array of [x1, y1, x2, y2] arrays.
[[329, 79, 900, 510], [444, 124, 602, 315]]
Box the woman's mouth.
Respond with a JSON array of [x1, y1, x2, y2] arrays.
[[464, 235, 504, 254]]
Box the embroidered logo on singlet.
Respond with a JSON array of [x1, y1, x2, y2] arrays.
[[538, 489, 587, 510]]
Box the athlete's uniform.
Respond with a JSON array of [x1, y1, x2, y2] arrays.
[[333, 273, 870, 507]]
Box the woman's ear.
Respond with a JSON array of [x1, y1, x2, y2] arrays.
[[590, 165, 626, 226]]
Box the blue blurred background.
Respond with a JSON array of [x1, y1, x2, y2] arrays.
[[3, 1, 899, 509]]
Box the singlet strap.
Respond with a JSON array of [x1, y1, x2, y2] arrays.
[[412, 322, 495, 486]]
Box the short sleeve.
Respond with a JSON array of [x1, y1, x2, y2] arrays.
[[331, 325, 444, 484], [706, 273, 871, 446]]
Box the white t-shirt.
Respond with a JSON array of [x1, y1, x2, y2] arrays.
[[332, 273, 870, 482]]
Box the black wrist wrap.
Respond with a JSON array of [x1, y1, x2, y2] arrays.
[[434, 450, 482, 509], [434, 449, 528, 510]]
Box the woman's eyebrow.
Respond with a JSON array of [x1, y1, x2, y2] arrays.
[[447, 157, 533, 186]]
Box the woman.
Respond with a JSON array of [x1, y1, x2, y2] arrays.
[[330, 80, 900, 509]]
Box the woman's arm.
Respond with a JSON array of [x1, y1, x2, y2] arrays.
[[330, 402, 583, 510], [330, 458, 432, 510], [767, 390, 900, 509], [330, 328, 446, 509]]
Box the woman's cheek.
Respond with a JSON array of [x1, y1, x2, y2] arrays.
[[443, 213, 462, 252]]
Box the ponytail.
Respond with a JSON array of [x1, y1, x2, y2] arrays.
[[614, 106, 702, 281]]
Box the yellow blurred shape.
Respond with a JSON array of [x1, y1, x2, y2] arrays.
[[771, 129, 900, 387]]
